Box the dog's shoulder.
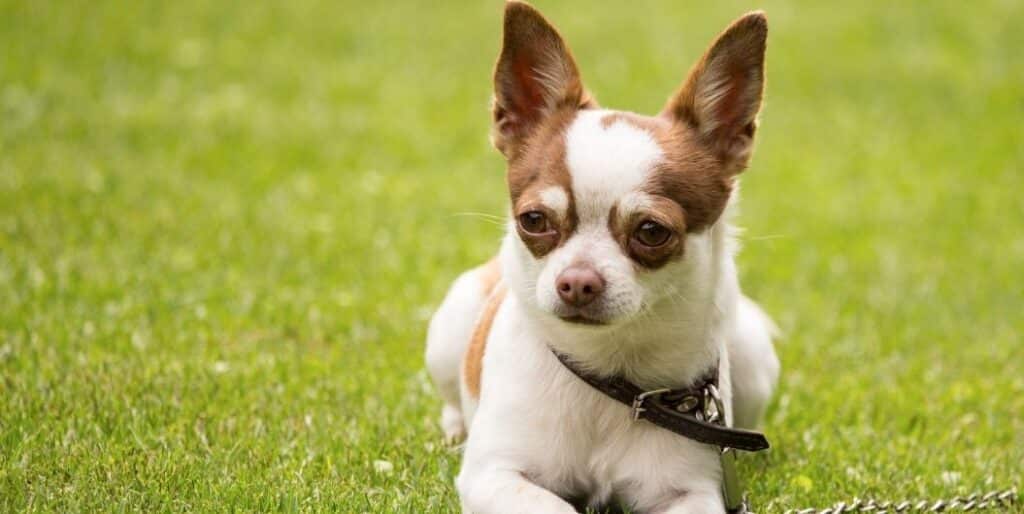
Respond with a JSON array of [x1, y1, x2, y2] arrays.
[[462, 257, 505, 400]]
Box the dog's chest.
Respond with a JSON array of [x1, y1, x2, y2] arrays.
[[526, 375, 719, 510], [479, 301, 723, 510]]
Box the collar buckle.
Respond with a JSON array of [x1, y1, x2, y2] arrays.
[[702, 382, 724, 424], [630, 388, 671, 421]]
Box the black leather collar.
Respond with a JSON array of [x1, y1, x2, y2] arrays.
[[552, 349, 770, 452]]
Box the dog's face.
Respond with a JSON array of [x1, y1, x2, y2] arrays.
[[494, 2, 766, 328]]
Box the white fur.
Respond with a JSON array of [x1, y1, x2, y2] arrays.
[[538, 186, 569, 217], [567, 109, 663, 222], [528, 112, 666, 325], [425, 267, 490, 442], [425, 110, 779, 514], [616, 191, 656, 222]]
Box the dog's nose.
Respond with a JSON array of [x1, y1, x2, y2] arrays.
[[556, 265, 605, 307]]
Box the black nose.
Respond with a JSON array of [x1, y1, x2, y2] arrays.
[[556, 265, 606, 307]]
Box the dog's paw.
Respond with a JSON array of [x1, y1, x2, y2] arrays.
[[441, 404, 466, 444]]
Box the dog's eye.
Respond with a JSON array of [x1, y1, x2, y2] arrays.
[[518, 211, 551, 235], [633, 220, 671, 247]]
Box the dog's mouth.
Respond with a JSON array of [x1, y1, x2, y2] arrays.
[[550, 300, 624, 328], [557, 313, 609, 326]]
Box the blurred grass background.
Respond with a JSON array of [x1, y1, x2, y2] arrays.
[[1, 0, 1022, 511]]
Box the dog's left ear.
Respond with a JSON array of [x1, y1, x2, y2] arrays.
[[662, 12, 767, 172]]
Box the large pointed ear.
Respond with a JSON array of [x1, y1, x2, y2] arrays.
[[492, 1, 593, 157], [662, 12, 767, 171]]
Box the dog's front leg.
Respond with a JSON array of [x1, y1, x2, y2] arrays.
[[457, 467, 577, 514], [656, 489, 725, 514]]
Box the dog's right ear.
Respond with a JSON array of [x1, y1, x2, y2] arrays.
[[492, 1, 591, 158]]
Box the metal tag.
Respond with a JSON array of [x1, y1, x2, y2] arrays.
[[721, 447, 751, 513]]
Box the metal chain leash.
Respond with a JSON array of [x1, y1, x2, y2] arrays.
[[700, 380, 1018, 514], [781, 487, 1018, 514], [698, 386, 1017, 514]]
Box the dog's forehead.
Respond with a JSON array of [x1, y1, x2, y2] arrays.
[[510, 107, 729, 234], [565, 110, 666, 220]]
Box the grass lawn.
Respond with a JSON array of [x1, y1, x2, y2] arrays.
[[2, 0, 1022, 511]]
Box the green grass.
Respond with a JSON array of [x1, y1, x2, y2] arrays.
[[1, 0, 1022, 511]]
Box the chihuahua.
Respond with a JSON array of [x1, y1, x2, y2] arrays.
[[426, 2, 779, 512]]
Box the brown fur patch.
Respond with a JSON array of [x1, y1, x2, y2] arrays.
[[493, 3, 603, 259], [608, 193, 689, 269], [596, 112, 735, 269], [646, 122, 735, 233], [598, 112, 731, 235], [507, 106, 587, 258], [463, 282, 507, 400]]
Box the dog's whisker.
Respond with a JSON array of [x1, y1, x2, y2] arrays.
[[452, 211, 506, 220], [743, 233, 789, 241], [451, 212, 508, 227]]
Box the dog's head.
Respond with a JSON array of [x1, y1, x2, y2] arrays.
[[495, 2, 766, 329]]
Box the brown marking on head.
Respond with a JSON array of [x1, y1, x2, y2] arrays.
[[608, 192, 688, 269], [493, 2, 597, 258], [646, 121, 735, 233], [599, 112, 733, 269], [598, 111, 666, 132], [507, 106, 583, 258], [463, 283, 507, 399]]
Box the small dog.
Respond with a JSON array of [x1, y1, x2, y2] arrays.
[[426, 2, 780, 512]]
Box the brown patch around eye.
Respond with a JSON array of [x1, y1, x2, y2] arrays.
[[514, 205, 562, 257], [647, 123, 734, 233], [599, 111, 735, 234], [609, 197, 687, 270], [506, 108, 581, 258]]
